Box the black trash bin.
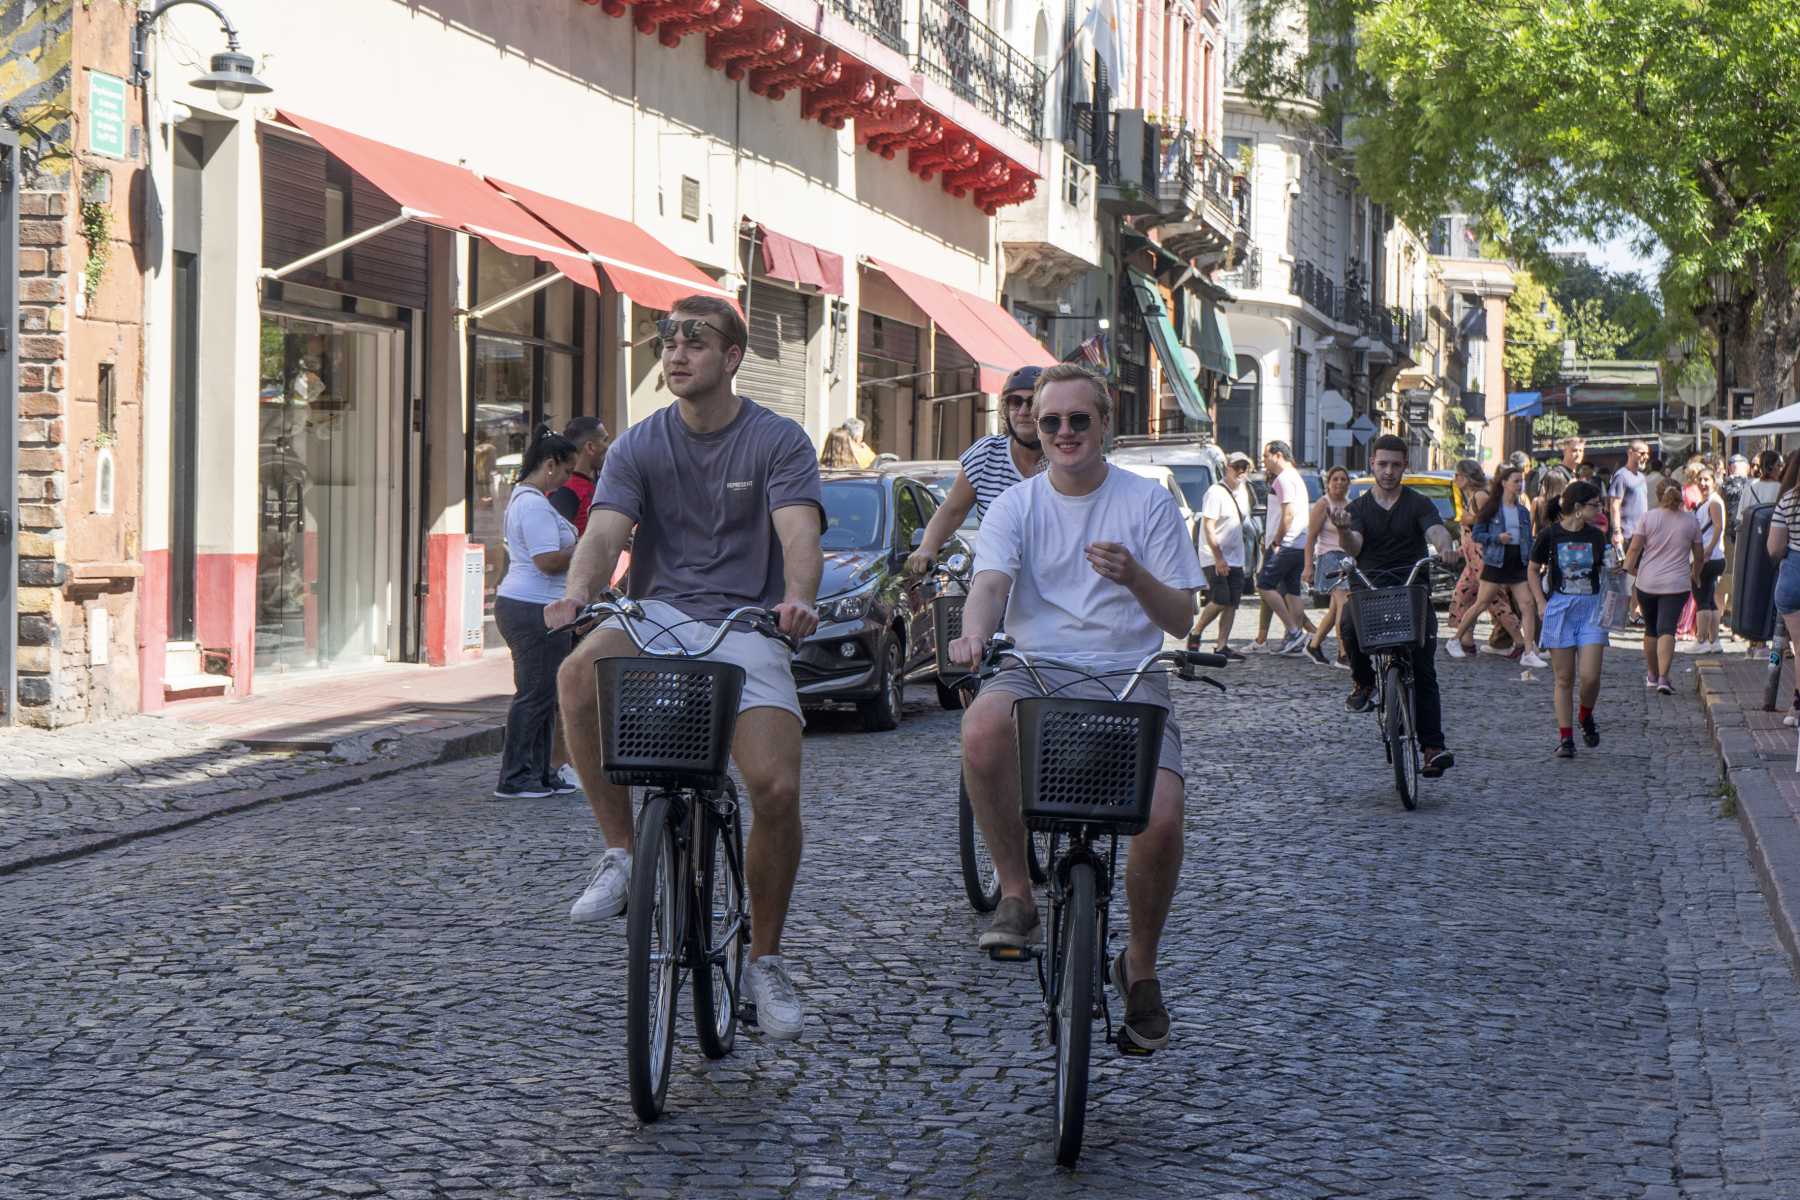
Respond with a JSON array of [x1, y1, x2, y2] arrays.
[[1731, 502, 1779, 643]]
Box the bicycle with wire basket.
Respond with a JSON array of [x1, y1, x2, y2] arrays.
[[961, 636, 1226, 1166], [1345, 552, 1437, 810], [929, 562, 1052, 912], [551, 593, 795, 1123]]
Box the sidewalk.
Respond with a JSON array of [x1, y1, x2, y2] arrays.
[[1696, 652, 1800, 976], [0, 655, 511, 875]]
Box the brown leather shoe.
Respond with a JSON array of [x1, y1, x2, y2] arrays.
[[1111, 951, 1170, 1052], [977, 896, 1040, 950]]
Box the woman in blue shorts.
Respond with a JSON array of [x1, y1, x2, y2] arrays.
[[1529, 480, 1612, 759], [1764, 466, 1800, 723]]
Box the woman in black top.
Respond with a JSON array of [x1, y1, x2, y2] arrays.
[[1528, 480, 1612, 759]]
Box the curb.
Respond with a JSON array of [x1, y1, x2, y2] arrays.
[[1695, 663, 1800, 979], [0, 721, 505, 878]]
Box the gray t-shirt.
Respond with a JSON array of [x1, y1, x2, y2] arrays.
[[1609, 467, 1649, 538], [592, 398, 824, 621]]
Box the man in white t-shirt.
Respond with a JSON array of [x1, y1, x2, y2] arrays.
[[947, 363, 1206, 1055], [1186, 451, 1254, 659], [1255, 441, 1311, 655]]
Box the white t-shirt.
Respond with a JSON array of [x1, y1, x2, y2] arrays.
[[1197, 481, 1250, 569], [1267, 466, 1310, 550], [498, 485, 578, 605], [974, 466, 1206, 672]]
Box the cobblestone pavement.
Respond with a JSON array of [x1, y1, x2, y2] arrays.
[[6, 638, 1800, 1198]]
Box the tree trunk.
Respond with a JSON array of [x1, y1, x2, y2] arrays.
[[1752, 247, 1800, 416]]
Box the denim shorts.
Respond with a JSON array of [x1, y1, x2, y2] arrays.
[[1777, 557, 1800, 616], [1256, 545, 1305, 596]]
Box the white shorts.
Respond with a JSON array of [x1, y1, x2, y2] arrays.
[[601, 598, 803, 723]]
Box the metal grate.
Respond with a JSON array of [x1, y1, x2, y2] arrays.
[[1348, 585, 1430, 652], [461, 547, 485, 649], [1017, 698, 1164, 834], [600, 658, 745, 787], [932, 595, 965, 679], [680, 176, 701, 222]]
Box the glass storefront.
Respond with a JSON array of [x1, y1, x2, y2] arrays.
[[256, 314, 402, 674]]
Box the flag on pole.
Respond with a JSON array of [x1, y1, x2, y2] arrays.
[[1080, 0, 1124, 94]]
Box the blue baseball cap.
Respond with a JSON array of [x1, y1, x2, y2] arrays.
[[1001, 365, 1044, 395]]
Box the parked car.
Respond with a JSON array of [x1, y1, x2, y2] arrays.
[[1345, 470, 1464, 605], [797, 470, 969, 731], [880, 458, 981, 554], [1117, 462, 1200, 545], [1109, 435, 1228, 520]]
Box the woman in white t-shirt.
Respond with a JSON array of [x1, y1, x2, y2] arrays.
[[494, 427, 581, 799]]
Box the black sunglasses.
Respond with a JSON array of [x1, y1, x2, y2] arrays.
[[1003, 392, 1034, 409], [655, 317, 726, 345], [1036, 412, 1093, 435]]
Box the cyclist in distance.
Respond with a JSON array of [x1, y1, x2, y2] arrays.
[[947, 363, 1208, 1054], [544, 294, 824, 1041], [1339, 433, 1461, 778], [906, 365, 1047, 575]]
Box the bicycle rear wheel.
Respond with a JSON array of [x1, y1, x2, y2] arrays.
[[1384, 664, 1420, 810], [626, 793, 683, 1122], [1052, 861, 1096, 1167], [692, 784, 747, 1059], [958, 772, 1001, 912]]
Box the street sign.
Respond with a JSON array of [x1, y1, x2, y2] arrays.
[[1350, 414, 1377, 445], [1326, 428, 1353, 448], [88, 71, 127, 159], [1318, 389, 1353, 424]]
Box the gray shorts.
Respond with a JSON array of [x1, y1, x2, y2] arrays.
[[978, 663, 1185, 781], [600, 598, 802, 723]]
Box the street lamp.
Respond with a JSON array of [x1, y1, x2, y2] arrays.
[[129, 1, 272, 111]]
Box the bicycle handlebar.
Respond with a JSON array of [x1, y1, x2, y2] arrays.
[[958, 635, 1227, 701], [1348, 548, 1439, 593], [550, 592, 797, 653]]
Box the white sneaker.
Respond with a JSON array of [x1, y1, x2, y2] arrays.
[[1446, 640, 1467, 659], [744, 955, 805, 1040], [549, 764, 584, 795], [494, 785, 552, 799], [1279, 629, 1309, 656], [1248, 641, 1271, 654], [1520, 651, 1549, 669], [569, 849, 631, 923]]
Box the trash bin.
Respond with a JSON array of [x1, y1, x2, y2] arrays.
[[1731, 502, 1778, 643]]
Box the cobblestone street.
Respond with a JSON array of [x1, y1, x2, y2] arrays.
[[6, 640, 1800, 1198]]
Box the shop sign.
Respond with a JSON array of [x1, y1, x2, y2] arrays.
[[88, 71, 128, 159]]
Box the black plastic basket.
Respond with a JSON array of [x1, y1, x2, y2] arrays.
[[932, 594, 966, 680], [1016, 697, 1167, 835], [1347, 584, 1431, 652], [596, 657, 745, 788]]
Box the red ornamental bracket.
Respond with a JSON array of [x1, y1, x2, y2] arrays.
[[752, 44, 841, 101], [654, 0, 744, 44], [942, 156, 1009, 199], [909, 133, 977, 181], [977, 173, 1035, 214], [801, 70, 878, 129], [589, 0, 644, 17], [866, 111, 942, 159], [707, 19, 794, 78]]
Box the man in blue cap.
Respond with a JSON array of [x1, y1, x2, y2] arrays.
[[907, 364, 1047, 573]]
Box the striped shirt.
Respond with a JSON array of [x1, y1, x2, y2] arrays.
[[958, 434, 1036, 520]]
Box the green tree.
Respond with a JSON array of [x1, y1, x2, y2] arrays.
[[1550, 258, 1664, 360], [1234, 0, 1800, 411], [1505, 271, 1564, 390], [1533, 412, 1580, 443], [1563, 298, 1629, 361]]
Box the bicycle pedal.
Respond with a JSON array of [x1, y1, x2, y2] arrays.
[[1114, 1031, 1155, 1058], [738, 1003, 759, 1028], [986, 945, 1038, 963]]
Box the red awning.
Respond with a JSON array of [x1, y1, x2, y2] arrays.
[[492, 178, 737, 314], [754, 224, 844, 296], [276, 112, 601, 294], [869, 258, 1055, 394]]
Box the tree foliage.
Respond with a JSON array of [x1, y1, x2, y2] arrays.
[[1234, 0, 1800, 404], [1533, 413, 1581, 443], [1505, 271, 1564, 390]]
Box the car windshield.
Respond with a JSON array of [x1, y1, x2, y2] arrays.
[[1348, 480, 1458, 523], [917, 475, 980, 531], [1167, 466, 1213, 509], [821, 480, 887, 550]]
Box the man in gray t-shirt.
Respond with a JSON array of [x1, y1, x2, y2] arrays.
[[544, 296, 824, 1044], [1608, 439, 1651, 552]]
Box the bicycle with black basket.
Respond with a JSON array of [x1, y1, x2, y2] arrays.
[[1344, 552, 1437, 810], [551, 594, 794, 1123], [928, 564, 1051, 912], [962, 636, 1226, 1167]]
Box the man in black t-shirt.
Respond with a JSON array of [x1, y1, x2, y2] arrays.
[[1340, 435, 1462, 777]]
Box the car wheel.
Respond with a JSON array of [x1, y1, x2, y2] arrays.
[[858, 634, 904, 732]]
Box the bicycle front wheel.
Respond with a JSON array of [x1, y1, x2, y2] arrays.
[[1384, 664, 1420, 810], [626, 793, 683, 1122], [958, 772, 1001, 912], [1052, 860, 1097, 1168], [692, 785, 747, 1059]]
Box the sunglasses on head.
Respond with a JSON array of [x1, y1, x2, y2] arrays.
[[655, 317, 725, 345], [1003, 392, 1034, 409], [1036, 412, 1093, 435]]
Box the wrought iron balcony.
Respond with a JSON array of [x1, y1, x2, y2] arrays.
[[915, 0, 1045, 142], [1289, 259, 1338, 319], [1155, 126, 1197, 208], [1218, 245, 1262, 291], [827, 0, 907, 53], [1199, 143, 1235, 214]]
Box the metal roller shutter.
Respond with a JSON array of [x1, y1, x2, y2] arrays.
[[738, 281, 811, 427]]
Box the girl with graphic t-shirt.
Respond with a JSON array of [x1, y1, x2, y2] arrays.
[[1529, 480, 1613, 759]]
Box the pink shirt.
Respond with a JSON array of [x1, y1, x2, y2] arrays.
[[1633, 507, 1701, 594]]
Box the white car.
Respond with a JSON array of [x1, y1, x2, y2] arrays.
[[1116, 462, 1200, 546]]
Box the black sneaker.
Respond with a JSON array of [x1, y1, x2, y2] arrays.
[[1303, 644, 1330, 666], [1420, 747, 1455, 778], [1554, 738, 1576, 759], [1213, 646, 1247, 662], [1344, 686, 1375, 713], [1580, 715, 1599, 748]]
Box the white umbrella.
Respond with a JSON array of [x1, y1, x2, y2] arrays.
[[1728, 399, 1800, 436]]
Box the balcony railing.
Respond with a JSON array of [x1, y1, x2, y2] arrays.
[[1290, 258, 1338, 318], [916, 0, 1045, 142], [1199, 143, 1234, 213], [827, 0, 907, 53], [1156, 126, 1196, 204], [1218, 245, 1262, 291]]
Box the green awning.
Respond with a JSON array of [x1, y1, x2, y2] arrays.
[[1199, 298, 1236, 378], [1129, 270, 1209, 426]]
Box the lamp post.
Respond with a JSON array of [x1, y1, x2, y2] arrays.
[[129, 0, 272, 110]]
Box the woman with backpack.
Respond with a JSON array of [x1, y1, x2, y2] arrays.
[[1449, 463, 1546, 667]]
